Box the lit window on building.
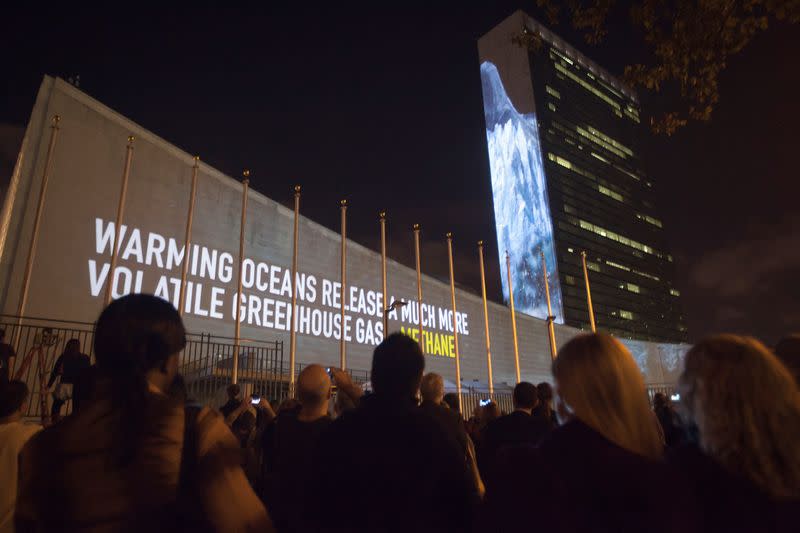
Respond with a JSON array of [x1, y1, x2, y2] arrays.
[[548, 102, 557, 112], [548, 152, 599, 182], [620, 310, 634, 320], [576, 219, 669, 260], [585, 125, 634, 156], [591, 151, 610, 164], [670, 288, 681, 297], [565, 275, 577, 285], [636, 213, 663, 228], [605, 260, 630, 272], [634, 269, 660, 281], [549, 153, 571, 169], [546, 85, 561, 99], [551, 48, 574, 65], [626, 283, 640, 293], [552, 61, 621, 113], [587, 261, 601, 272], [624, 105, 641, 123], [598, 185, 624, 202], [575, 126, 632, 159], [614, 165, 642, 182], [598, 78, 624, 99]]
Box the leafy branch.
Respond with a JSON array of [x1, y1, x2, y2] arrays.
[[530, 0, 800, 134]]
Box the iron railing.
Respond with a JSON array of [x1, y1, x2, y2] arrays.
[[646, 383, 679, 406], [1, 315, 95, 420], [0, 315, 293, 420], [2, 315, 679, 422]]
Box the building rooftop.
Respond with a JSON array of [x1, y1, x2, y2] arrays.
[[514, 10, 639, 104]]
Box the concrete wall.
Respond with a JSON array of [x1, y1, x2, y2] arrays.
[[0, 77, 687, 388]]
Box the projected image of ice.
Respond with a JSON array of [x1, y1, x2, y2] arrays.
[[480, 61, 563, 323]]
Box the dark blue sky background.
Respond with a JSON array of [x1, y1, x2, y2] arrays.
[[1, 2, 798, 344]]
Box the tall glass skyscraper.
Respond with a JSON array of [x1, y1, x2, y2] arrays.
[[479, 11, 686, 343]]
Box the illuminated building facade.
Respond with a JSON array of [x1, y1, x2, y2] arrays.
[[480, 11, 686, 342]]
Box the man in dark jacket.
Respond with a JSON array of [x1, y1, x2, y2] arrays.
[[306, 334, 478, 532], [419, 372, 468, 454], [265, 364, 332, 532], [480, 381, 551, 484]]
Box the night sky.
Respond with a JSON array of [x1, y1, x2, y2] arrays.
[[2, 3, 798, 345]]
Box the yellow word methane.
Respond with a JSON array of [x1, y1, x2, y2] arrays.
[[400, 326, 456, 358]]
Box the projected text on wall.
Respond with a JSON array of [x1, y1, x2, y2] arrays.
[[87, 218, 469, 356]]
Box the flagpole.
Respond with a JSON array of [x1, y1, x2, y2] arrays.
[[413, 224, 424, 353], [14, 115, 60, 353], [289, 185, 301, 394], [379, 211, 388, 335], [104, 135, 135, 306], [446, 232, 463, 414], [477, 241, 493, 397], [581, 251, 597, 332], [16, 115, 60, 317], [232, 170, 250, 385], [541, 249, 557, 360], [339, 199, 347, 370], [178, 155, 199, 316], [506, 251, 521, 383]]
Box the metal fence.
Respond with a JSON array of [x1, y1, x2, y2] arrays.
[[0, 315, 296, 421], [179, 333, 285, 408], [646, 383, 679, 406], [459, 389, 514, 420], [3, 314, 679, 422], [1, 314, 380, 422], [1, 315, 96, 421]]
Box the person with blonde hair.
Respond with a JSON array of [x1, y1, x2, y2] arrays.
[[670, 334, 800, 531], [552, 332, 664, 459], [484, 333, 688, 532]]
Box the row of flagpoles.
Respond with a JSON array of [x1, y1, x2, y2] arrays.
[[13, 118, 599, 402]]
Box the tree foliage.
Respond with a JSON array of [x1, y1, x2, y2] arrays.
[[530, 0, 800, 134]]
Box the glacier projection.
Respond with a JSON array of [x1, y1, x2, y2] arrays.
[[480, 61, 564, 323], [621, 338, 688, 383]]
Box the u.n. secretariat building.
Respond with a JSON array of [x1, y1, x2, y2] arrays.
[[480, 11, 687, 344]]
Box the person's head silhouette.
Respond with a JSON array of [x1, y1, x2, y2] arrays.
[[371, 333, 425, 400]]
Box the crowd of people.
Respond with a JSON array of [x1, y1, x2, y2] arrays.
[[1, 293, 799, 532]]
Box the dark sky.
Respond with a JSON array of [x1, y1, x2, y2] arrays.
[[1, 3, 798, 345]]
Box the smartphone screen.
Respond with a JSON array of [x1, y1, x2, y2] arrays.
[[250, 395, 260, 405]]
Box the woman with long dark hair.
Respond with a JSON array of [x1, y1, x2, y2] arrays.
[[47, 338, 90, 421], [16, 294, 272, 532]]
